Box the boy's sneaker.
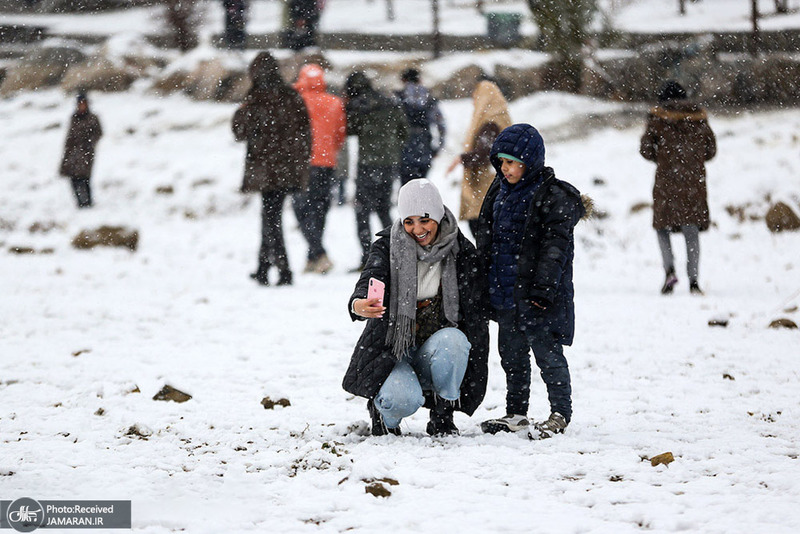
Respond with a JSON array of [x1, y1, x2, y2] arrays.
[[367, 399, 401, 437], [661, 269, 678, 295], [480, 414, 529, 434], [529, 412, 567, 440]]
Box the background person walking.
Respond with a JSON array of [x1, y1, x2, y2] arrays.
[[447, 80, 512, 238], [344, 71, 408, 270], [395, 68, 446, 186], [291, 63, 347, 274], [59, 92, 102, 209], [640, 80, 717, 295], [233, 52, 311, 286]]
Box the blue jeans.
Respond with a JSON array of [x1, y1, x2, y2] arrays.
[[374, 328, 471, 429], [496, 309, 571, 422]]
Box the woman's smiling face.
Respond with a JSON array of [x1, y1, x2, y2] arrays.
[[403, 216, 439, 246]]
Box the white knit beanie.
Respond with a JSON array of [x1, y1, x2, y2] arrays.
[[397, 179, 445, 222]]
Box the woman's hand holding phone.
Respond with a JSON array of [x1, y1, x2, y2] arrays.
[[353, 297, 385, 319], [354, 278, 386, 319]]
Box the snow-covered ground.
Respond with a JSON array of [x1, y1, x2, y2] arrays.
[[4, 0, 800, 38], [1, 82, 799, 532]]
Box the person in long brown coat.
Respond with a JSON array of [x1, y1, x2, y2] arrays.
[[233, 51, 311, 286], [447, 80, 512, 238], [640, 80, 716, 295], [60, 92, 102, 208]]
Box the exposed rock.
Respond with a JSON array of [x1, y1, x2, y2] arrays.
[[61, 55, 138, 93], [649, 452, 674, 467], [152, 385, 192, 403], [431, 64, 485, 100], [184, 58, 235, 101], [495, 64, 546, 100], [8, 246, 35, 254], [708, 317, 729, 327], [630, 201, 651, 214], [71, 225, 138, 251], [765, 202, 800, 232], [769, 318, 798, 329], [151, 70, 189, 95], [364, 482, 392, 498], [261, 396, 291, 409], [124, 424, 152, 439], [0, 46, 86, 96], [155, 185, 174, 195]]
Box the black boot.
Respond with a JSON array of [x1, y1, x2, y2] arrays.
[[426, 400, 459, 436], [660, 268, 678, 295], [277, 270, 293, 286], [249, 264, 270, 286], [367, 399, 400, 436]]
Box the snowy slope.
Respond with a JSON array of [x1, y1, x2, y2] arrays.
[[1, 84, 799, 533]]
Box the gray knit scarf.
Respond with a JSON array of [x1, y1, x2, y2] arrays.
[[386, 207, 461, 361]]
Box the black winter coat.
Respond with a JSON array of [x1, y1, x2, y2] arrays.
[[343, 229, 489, 415], [475, 168, 584, 345]]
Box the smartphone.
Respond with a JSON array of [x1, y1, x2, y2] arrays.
[[367, 278, 385, 305]]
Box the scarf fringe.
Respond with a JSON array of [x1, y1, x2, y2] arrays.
[[390, 315, 415, 361]]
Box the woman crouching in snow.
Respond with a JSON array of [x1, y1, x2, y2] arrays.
[[344, 179, 489, 436]]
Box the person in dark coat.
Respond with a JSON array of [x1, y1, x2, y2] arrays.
[[286, 0, 320, 50], [232, 51, 311, 286], [345, 71, 408, 270], [60, 92, 102, 209], [394, 68, 446, 186], [475, 123, 586, 439], [345, 179, 489, 436], [222, 0, 248, 49], [640, 80, 717, 295]]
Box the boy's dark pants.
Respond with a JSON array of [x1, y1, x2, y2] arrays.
[[496, 309, 572, 422]]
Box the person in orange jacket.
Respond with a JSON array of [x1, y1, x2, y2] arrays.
[[292, 63, 347, 274]]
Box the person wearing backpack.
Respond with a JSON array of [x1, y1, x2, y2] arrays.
[[395, 68, 446, 186]]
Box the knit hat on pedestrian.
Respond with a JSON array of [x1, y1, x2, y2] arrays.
[[76, 91, 87, 103], [658, 80, 687, 102], [496, 152, 524, 164], [401, 68, 420, 83], [397, 179, 445, 222]]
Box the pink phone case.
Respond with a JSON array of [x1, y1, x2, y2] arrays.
[[368, 278, 385, 304]]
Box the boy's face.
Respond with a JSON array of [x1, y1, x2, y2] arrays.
[[403, 216, 439, 247], [500, 157, 526, 184]]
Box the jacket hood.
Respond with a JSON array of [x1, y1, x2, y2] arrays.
[[345, 71, 373, 99], [489, 123, 546, 181], [249, 52, 283, 88], [294, 63, 327, 94]]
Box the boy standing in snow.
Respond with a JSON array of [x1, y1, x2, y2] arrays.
[[475, 123, 586, 439]]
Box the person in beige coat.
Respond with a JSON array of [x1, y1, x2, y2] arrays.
[[447, 80, 512, 238]]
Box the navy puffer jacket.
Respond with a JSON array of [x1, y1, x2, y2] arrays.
[[475, 124, 585, 345]]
